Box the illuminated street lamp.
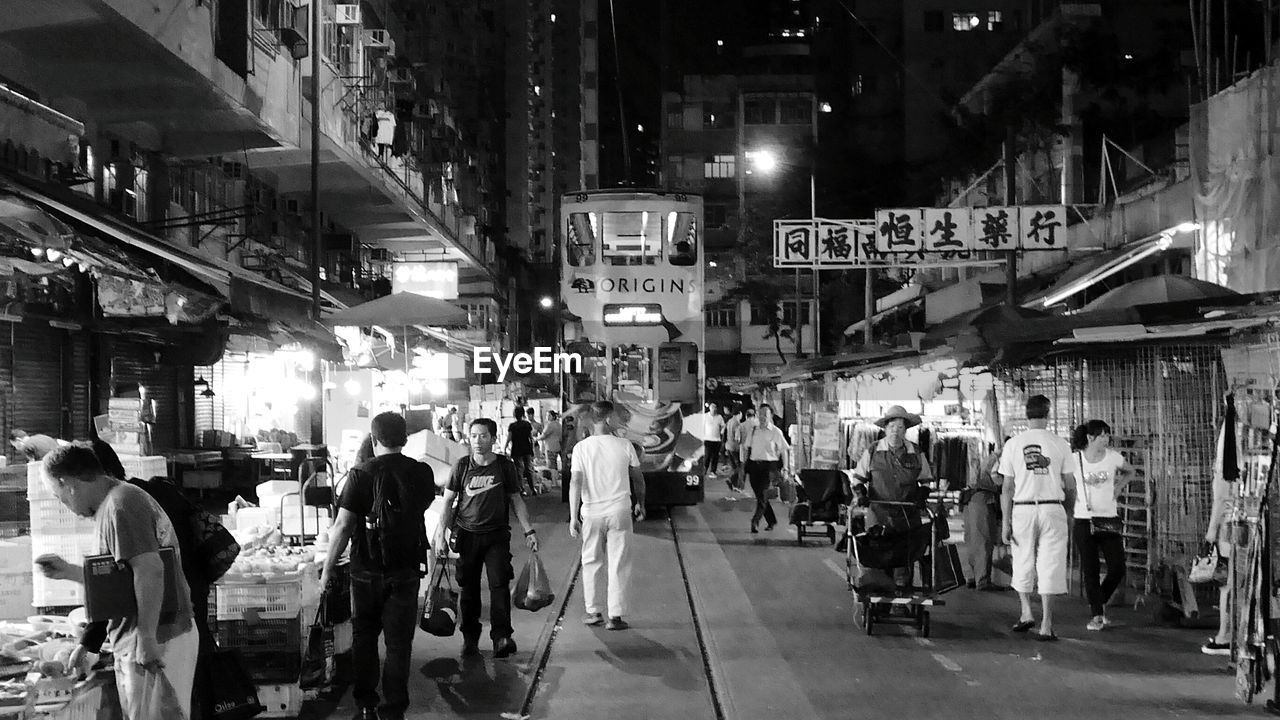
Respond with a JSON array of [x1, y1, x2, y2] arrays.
[[539, 296, 554, 309], [745, 147, 817, 356]]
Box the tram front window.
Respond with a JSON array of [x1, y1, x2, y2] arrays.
[[612, 344, 655, 403], [601, 212, 662, 266]]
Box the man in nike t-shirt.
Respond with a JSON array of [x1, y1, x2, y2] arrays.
[[437, 418, 538, 658]]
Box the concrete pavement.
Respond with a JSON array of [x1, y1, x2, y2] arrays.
[[305, 473, 1268, 719]]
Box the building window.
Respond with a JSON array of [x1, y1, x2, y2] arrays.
[[666, 104, 683, 129], [952, 12, 982, 31], [923, 10, 943, 31], [668, 155, 684, 180], [702, 102, 716, 128], [705, 203, 728, 228], [706, 305, 738, 328], [743, 99, 770, 125], [704, 154, 735, 179], [987, 11, 1003, 30], [780, 99, 812, 124], [748, 304, 771, 326], [853, 74, 878, 96], [781, 300, 811, 327]]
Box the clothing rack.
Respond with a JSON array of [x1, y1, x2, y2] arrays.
[[913, 423, 988, 491]]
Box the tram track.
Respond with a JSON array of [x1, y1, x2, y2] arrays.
[[517, 510, 726, 720]]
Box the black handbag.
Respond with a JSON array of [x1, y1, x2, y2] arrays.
[[203, 646, 266, 720], [421, 562, 459, 636], [299, 601, 334, 691]]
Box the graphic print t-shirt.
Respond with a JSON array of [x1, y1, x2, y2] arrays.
[[448, 455, 523, 533], [1074, 448, 1126, 519], [997, 429, 1077, 503]]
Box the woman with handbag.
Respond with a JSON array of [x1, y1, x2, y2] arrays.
[[1071, 420, 1133, 631]]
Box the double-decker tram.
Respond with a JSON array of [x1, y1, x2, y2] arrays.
[[560, 189, 706, 507]]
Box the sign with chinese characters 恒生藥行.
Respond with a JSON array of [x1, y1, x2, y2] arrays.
[[773, 206, 1067, 268]]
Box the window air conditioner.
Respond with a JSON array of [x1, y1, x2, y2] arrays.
[[364, 29, 390, 48]]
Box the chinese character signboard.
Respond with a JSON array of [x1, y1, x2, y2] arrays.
[[773, 221, 817, 267], [922, 208, 973, 258], [773, 205, 1066, 267], [1018, 205, 1065, 250], [973, 207, 1017, 250], [874, 209, 924, 256]]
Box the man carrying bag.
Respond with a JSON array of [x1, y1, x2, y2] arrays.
[[321, 413, 435, 720]]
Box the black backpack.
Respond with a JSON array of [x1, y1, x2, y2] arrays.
[[131, 476, 240, 586], [363, 462, 431, 576]]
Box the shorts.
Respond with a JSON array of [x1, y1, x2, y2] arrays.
[[1009, 503, 1069, 595]]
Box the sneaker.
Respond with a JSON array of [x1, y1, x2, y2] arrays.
[[1086, 615, 1106, 631], [1202, 639, 1231, 656], [583, 612, 604, 626], [494, 637, 517, 658], [605, 617, 629, 631]]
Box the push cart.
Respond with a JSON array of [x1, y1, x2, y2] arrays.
[[846, 500, 948, 637]]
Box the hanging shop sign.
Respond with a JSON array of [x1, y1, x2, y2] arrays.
[[810, 402, 842, 469], [773, 205, 1067, 268], [391, 261, 458, 300], [97, 274, 166, 317]]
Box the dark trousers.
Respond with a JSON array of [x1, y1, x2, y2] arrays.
[[746, 460, 779, 528], [703, 441, 722, 475], [456, 528, 514, 642], [513, 455, 536, 494], [963, 499, 999, 587], [351, 570, 422, 718], [1074, 518, 1126, 615]]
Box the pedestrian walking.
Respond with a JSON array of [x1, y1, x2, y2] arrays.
[[1071, 419, 1134, 631], [322, 412, 435, 720], [438, 406, 459, 442], [741, 404, 789, 533], [506, 406, 537, 495], [725, 406, 743, 492], [850, 406, 934, 591], [569, 401, 646, 630], [999, 395, 1078, 642], [732, 407, 758, 493], [435, 419, 539, 658], [702, 402, 727, 482], [37, 444, 200, 720], [962, 441, 1007, 591], [537, 410, 563, 471]]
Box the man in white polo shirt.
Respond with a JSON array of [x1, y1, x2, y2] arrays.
[[570, 400, 646, 631], [999, 394, 1077, 642]]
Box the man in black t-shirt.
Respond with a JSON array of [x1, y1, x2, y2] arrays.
[[437, 418, 538, 658], [506, 406, 537, 495], [322, 413, 434, 720]]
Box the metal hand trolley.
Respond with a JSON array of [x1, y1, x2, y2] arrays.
[[846, 500, 947, 637]]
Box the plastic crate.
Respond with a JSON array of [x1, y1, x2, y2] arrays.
[[39, 682, 101, 720], [238, 648, 303, 683], [29, 499, 97, 537], [215, 581, 304, 621], [33, 573, 84, 608], [214, 617, 303, 652], [31, 532, 99, 562], [255, 683, 303, 719]]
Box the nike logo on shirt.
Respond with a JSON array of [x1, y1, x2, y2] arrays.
[[465, 477, 503, 497]]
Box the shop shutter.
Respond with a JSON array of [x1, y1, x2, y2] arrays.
[[12, 324, 64, 439], [109, 342, 189, 452], [67, 332, 91, 439]]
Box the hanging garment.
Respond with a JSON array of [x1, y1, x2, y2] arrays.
[[375, 109, 396, 145]]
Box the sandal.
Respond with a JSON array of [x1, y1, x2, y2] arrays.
[[1012, 620, 1035, 633], [1033, 631, 1059, 642]]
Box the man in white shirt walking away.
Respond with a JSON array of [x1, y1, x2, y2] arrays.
[[999, 394, 1078, 642], [702, 402, 727, 487], [569, 400, 646, 630]]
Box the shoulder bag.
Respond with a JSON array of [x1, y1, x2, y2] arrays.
[[1079, 452, 1123, 537]]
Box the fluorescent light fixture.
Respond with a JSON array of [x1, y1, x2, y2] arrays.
[[1041, 242, 1166, 308]]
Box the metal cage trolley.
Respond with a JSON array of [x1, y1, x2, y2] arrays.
[[845, 500, 950, 636]]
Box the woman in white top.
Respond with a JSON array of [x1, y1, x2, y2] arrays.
[[1071, 419, 1133, 631], [740, 404, 790, 533]]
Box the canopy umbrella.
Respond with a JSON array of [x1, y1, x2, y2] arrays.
[[324, 291, 469, 328], [1081, 275, 1240, 313], [325, 292, 469, 407]]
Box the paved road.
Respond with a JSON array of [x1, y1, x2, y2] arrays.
[[306, 474, 1265, 719]]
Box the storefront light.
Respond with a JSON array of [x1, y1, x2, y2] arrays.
[[344, 379, 361, 396], [45, 249, 62, 263], [29, 247, 43, 259]]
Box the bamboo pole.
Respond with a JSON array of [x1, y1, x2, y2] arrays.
[[1189, 0, 1203, 96]]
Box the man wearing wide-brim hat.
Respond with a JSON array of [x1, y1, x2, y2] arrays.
[[851, 405, 935, 589]]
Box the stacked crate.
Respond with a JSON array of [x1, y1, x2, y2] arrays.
[[27, 469, 98, 610]]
